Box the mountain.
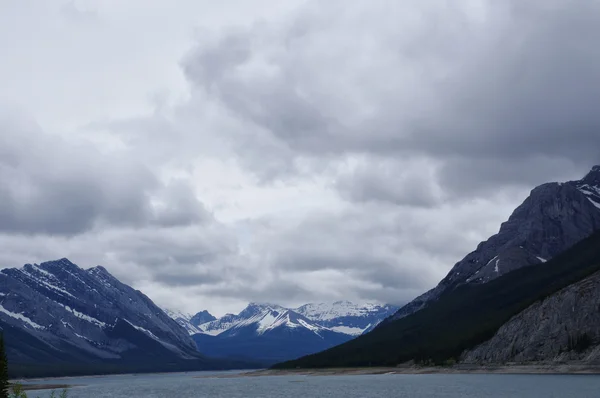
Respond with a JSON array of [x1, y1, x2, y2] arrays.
[[275, 229, 600, 368], [462, 267, 600, 364], [295, 301, 398, 335], [192, 303, 353, 364], [174, 301, 397, 337], [0, 258, 250, 377], [191, 310, 217, 326], [390, 166, 600, 320], [163, 309, 216, 335]]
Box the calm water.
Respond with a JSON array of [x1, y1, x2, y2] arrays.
[[21, 371, 600, 398]]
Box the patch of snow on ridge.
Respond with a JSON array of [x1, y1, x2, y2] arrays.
[[18, 269, 77, 299], [537, 257, 548, 263], [124, 319, 160, 340], [486, 256, 499, 268], [589, 198, 600, 210], [59, 304, 106, 328], [31, 264, 53, 278], [0, 304, 45, 330], [297, 318, 323, 333], [163, 308, 203, 335], [330, 325, 370, 336], [578, 184, 600, 195], [256, 312, 277, 333], [295, 301, 385, 321], [494, 259, 500, 273]]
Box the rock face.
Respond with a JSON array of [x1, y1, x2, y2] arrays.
[[462, 270, 600, 364], [391, 166, 600, 320], [0, 258, 200, 369], [190, 310, 217, 326]]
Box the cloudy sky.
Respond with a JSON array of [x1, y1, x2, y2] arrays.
[[1, 0, 599, 316]]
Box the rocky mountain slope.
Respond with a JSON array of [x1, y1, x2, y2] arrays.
[[276, 229, 600, 369], [391, 166, 600, 320], [462, 269, 600, 364], [0, 258, 247, 377]]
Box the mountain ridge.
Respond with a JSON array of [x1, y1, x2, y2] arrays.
[[0, 258, 252, 377], [166, 301, 398, 338], [389, 166, 600, 321], [275, 228, 600, 368], [165, 301, 398, 365]]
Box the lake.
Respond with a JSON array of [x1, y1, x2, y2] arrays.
[[21, 371, 600, 397]]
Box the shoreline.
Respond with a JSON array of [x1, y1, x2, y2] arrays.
[[11, 383, 78, 392], [202, 364, 600, 378]]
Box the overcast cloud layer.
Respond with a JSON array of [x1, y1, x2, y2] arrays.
[[1, 0, 599, 316]]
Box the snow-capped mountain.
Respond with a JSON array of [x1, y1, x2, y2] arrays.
[[173, 301, 398, 338], [295, 301, 398, 335], [164, 301, 397, 364], [163, 309, 202, 335], [214, 303, 333, 338], [575, 165, 600, 208], [0, 258, 243, 377], [190, 310, 217, 326], [191, 303, 355, 364], [391, 165, 600, 321], [163, 309, 218, 336]]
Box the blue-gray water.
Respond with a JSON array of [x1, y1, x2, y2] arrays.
[[22, 371, 600, 397]]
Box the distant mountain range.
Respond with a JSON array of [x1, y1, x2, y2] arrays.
[[165, 301, 398, 364], [0, 256, 396, 377], [278, 165, 600, 369], [0, 259, 252, 378]]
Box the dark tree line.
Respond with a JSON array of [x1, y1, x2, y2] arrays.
[[1, 334, 9, 398]]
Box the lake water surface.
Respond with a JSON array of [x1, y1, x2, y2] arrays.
[[21, 371, 600, 398]]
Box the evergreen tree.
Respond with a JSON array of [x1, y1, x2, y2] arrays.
[[0, 334, 9, 398]]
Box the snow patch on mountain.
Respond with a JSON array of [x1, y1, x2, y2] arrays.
[[0, 304, 44, 330], [124, 319, 160, 340], [163, 309, 203, 335], [330, 325, 371, 336], [295, 301, 385, 321]]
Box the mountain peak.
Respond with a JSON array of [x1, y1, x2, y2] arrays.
[[88, 265, 107, 272], [581, 165, 600, 186], [39, 258, 80, 272], [190, 310, 216, 325], [87, 265, 116, 278]]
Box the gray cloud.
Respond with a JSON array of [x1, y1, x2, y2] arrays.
[[0, 111, 210, 235], [2, 0, 600, 316], [182, 0, 600, 193], [334, 158, 442, 207]]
